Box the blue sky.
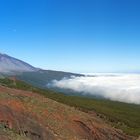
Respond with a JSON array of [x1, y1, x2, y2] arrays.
[[0, 0, 140, 73]]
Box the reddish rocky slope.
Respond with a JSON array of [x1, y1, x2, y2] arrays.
[[0, 85, 135, 140]]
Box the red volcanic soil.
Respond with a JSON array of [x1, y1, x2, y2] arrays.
[[0, 85, 136, 140]]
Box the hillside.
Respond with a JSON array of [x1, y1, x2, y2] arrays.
[[0, 78, 138, 140], [16, 70, 83, 89], [0, 78, 140, 137], [0, 53, 83, 89], [0, 53, 36, 73]]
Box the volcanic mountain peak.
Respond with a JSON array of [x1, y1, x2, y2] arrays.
[[0, 53, 37, 73]]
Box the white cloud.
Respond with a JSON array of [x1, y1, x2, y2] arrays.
[[49, 74, 140, 104]]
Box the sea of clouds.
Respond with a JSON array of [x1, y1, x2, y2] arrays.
[[49, 74, 140, 104]]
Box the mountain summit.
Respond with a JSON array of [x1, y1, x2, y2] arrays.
[[0, 53, 36, 73]]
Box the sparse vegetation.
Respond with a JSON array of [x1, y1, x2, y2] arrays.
[[0, 77, 140, 136]]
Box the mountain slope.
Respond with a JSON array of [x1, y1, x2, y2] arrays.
[[0, 53, 83, 88], [0, 79, 135, 140], [0, 53, 36, 73], [16, 70, 83, 89]]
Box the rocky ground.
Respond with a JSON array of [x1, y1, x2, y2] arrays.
[[0, 85, 136, 140]]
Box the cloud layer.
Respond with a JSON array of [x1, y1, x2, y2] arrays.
[[50, 74, 140, 104]]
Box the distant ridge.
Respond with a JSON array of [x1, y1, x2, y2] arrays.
[[0, 53, 37, 73]]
